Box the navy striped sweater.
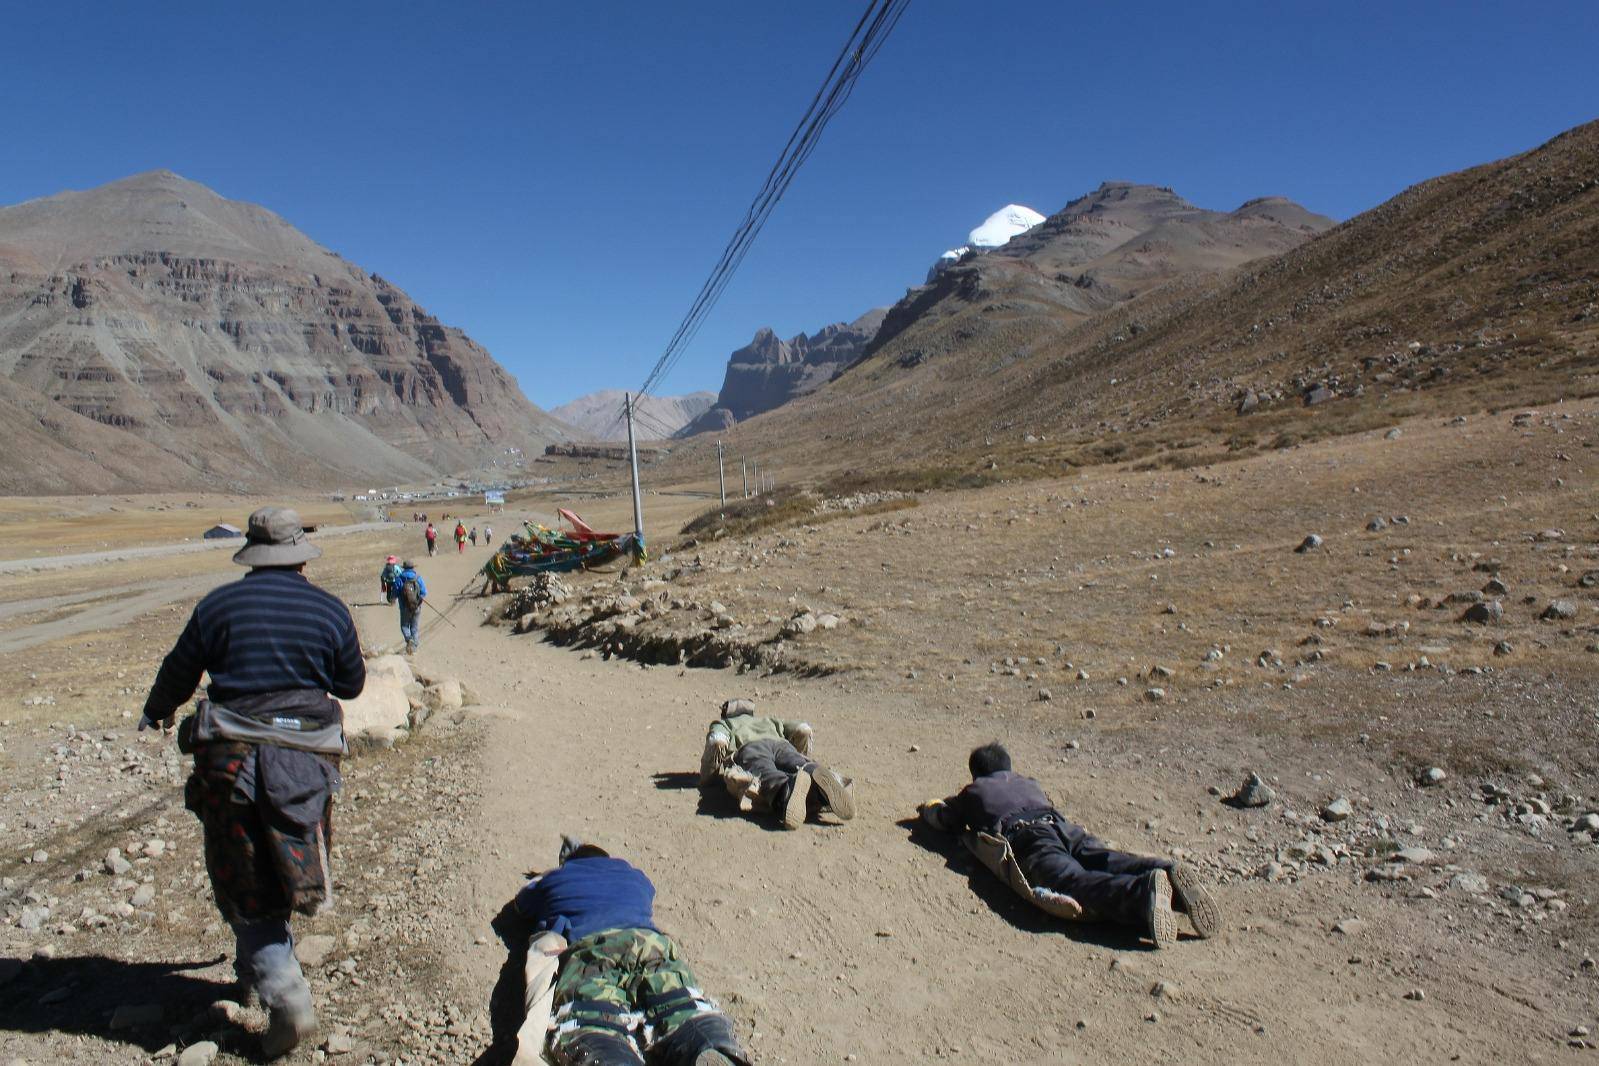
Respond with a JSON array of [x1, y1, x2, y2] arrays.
[[143, 568, 365, 722]]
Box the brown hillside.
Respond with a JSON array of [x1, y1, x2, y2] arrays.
[[667, 120, 1599, 482], [0, 171, 568, 493]]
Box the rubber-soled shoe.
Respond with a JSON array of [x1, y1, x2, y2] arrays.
[[810, 765, 855, 821], [694, 1051, 737, 1066], [1168, 861, 1222, 939], [782, 770, 811, 829], [1144, 869, 1178, 949]]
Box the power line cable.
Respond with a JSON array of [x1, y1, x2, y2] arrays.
[[630, 0, 911, 407]]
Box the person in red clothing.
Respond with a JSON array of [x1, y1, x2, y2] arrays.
[[454, 521, 467, 553], [424, 523, 438, 557]]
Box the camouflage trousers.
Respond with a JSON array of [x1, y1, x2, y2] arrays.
[[550, 927, 727, 1062]]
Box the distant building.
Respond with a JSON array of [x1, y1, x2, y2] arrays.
[[203, 523, 243, 540]]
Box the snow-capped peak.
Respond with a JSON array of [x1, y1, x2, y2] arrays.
[[968, 204, 1045, 248]]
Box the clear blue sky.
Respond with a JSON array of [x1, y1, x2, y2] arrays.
[[3, 1, 1595, 409]]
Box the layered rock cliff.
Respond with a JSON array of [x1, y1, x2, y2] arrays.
[[679, 308, 887, 437], [0, 170, 568, 493]]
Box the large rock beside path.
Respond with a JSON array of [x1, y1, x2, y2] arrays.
[[343, 655, 414, 746]]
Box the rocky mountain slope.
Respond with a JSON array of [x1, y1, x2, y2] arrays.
[[678, 308, 887, 436], [549, 389, 716, 441], [663, 121, 1597, 477], [0, 170, 568, 493]]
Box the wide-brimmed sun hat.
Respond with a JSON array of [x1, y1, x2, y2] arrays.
[[232, 506, 322, 567]]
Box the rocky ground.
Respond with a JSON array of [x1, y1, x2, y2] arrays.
[[1, 397, 1597, 1064]]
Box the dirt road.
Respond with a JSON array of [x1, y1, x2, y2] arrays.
[[369, 526, 1571, 1065]]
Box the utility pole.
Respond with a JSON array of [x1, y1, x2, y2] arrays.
[[752, 460, 760, 497], [715, 439, 726, 512], [624, 393, 645, 554], [741, 458, 749, 499]]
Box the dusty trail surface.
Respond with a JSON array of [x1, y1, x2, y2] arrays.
[[1, 402, 1596, 1065]]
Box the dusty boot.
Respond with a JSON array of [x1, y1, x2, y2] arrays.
[[1168, 862, 1223, 938], [720, 764, 757, 811], [782, 769, 811, 829], [700, 735, 731, 785], [808, 765, 854, 821], [261, 988, 317, 1058], [1142, 869, 1178, 949]]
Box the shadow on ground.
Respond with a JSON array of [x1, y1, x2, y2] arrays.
[[0, 952, 258, 1055], [472, 897, 532, 1066]]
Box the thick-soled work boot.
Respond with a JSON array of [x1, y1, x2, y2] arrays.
[[782, 769, 811, 829], [808, 765, 854, 821], [700, 735, 730, 785], [1142, 869, 1178, 949], [720, 764, 758, 812], [261, 991, 317, 1058], [1168, 861, 1223, 938]]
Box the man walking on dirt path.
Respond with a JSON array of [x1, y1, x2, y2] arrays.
[[699, 699, 854, 829], [919, 742, 1222, 948], [455, 520, 468, 554], [394, 559, 427, 654], [138, 506, 363, 1058], [425, 522, 438, 557], [514, 836, 751, 1066]]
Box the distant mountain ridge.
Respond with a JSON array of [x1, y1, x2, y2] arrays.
[[0, 170, 568, 493], [679, 308, 887, 436], [551, 389, 716, 441], [662, 120, 1598, 477]]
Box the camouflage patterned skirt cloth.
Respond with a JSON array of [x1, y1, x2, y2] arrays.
[[184, 739, 341, 924]]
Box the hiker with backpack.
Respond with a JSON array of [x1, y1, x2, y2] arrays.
[[394, 560, 427, 655], [379, 555, 401, 601], [424, 523, 438, 557]]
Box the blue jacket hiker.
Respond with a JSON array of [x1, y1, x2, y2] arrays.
[[394, 562, 426, 655], [514, 837, 750, 1066]]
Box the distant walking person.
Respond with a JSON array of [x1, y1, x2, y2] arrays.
[[394, 560, 427, 655], [918, 742, 1222, 948], [425, 523, 438, 557], [379, 555, 401, 601], [469, 526, 479, 547], [455, 521, 467, 554], [139, 507, 364, 1058], [483, 524, 493, 547]]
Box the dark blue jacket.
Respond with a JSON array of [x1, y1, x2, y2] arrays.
[[515, 856, 657, 942], [143, 568, 365, 722], [395, 568, 427, 612]]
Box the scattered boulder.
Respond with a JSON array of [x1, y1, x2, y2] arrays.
[[1419, 767, 1447, 787], [294, 934, 336, 968], [1321, 797, 1354, 822], [1541, 600, 1578, 621], [1295, 534, 1324, 553], [1450, 873, 1491, 894], [1459, 601, 1502, 625], [425, 679, 464, 712], [1483, 578, 1508, 596], [1226, 772, 1273, 809], [177, 1041, 219, 1066], [342, 663, 411, 747], [1366, 517, 1388, 532]]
